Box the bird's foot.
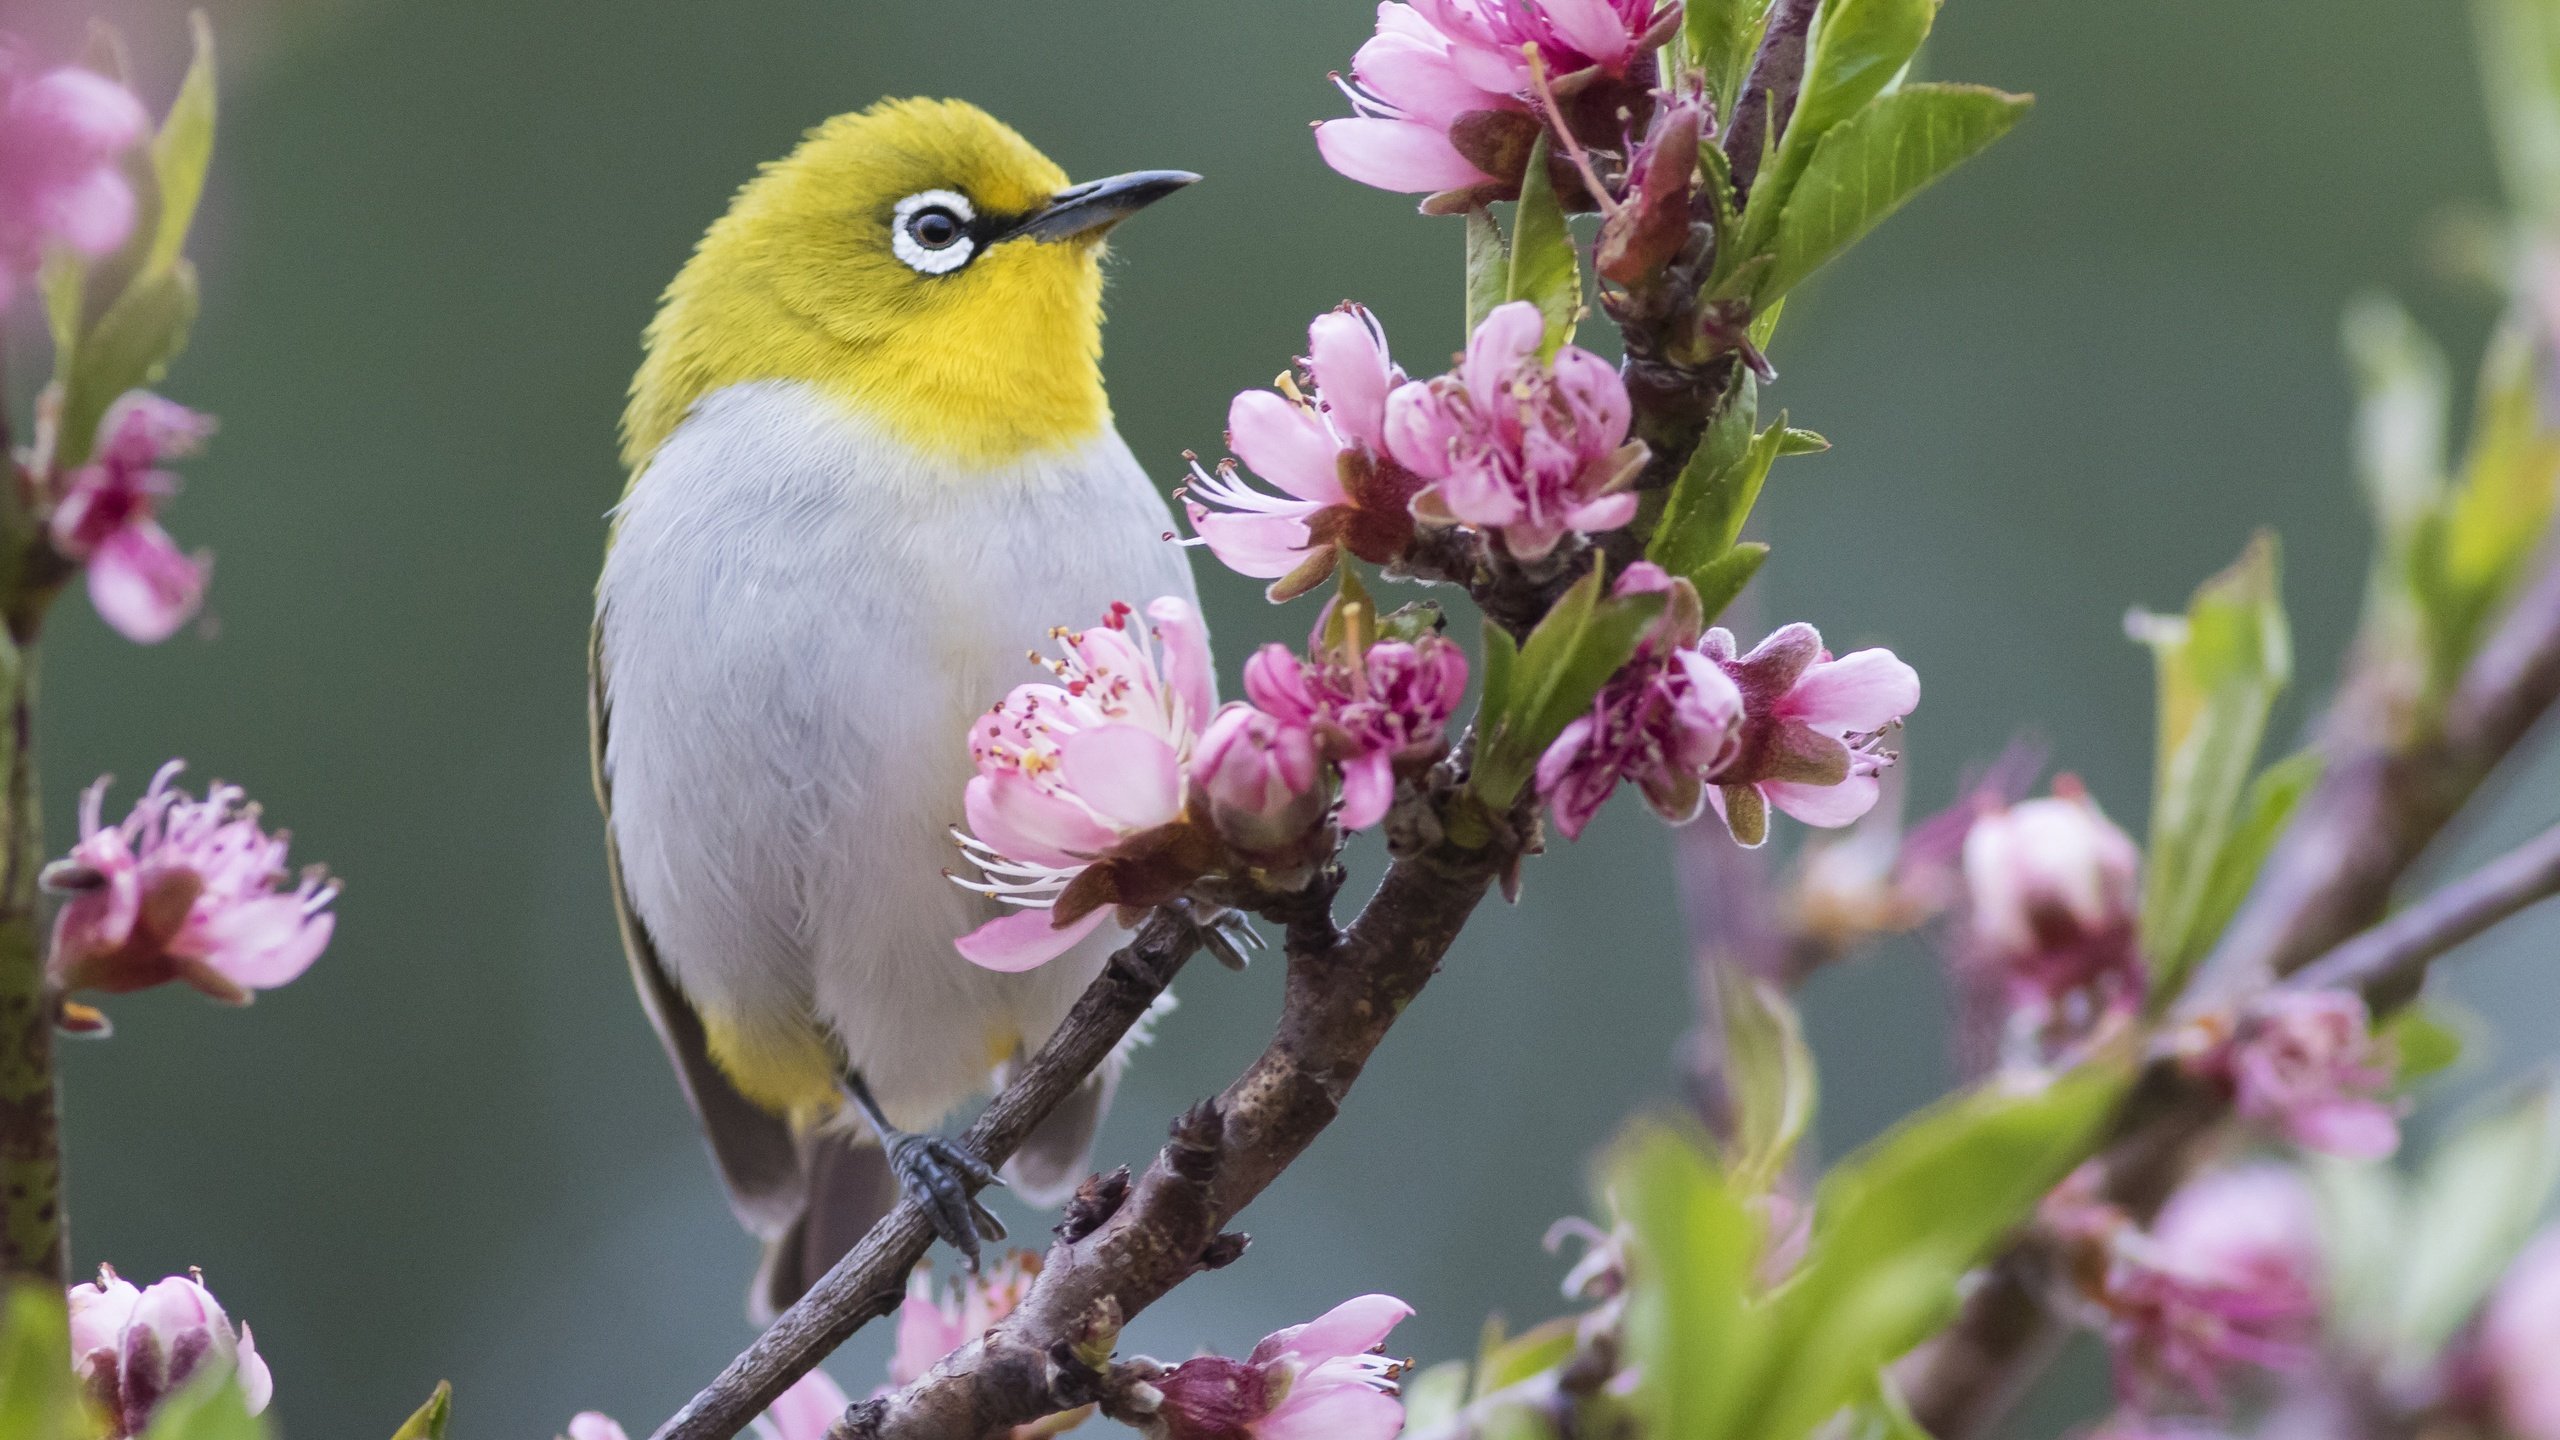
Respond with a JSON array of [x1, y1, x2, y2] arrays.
[[885, 1130, 1007, 1271]]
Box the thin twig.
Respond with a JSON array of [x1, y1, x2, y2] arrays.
[[649, 907, 1204, 1440], [2288, 818, 2560, 1007]]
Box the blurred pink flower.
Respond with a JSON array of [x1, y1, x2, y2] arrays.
[[563, 1416, 629, 1440], [951, 597, 1215, 973], [1316, 0, 1675, 203], [1146, 1294, 1412, 1440], [1959, 777, 2146, 1052], [753, 1369, 853, 1440], [886, 1254, 1040, 1390], [50, 392, 216, 645], [46, 761, 336, 1011], [2189, 990, 2401, 1161], [1194, 703, 1327, 860], [1183, 304, 1426, 599], [1535, 562, 1742, 839], [1386, 301, 1644, 563], [69, 1266, 272, 1439], [2482, 1228, 2560, 1440], [2101, 1165, 2323, 1412], [1244, 620, 1468, 830], [0, 43, 147, 305], [1700, 622, 1919, 847]]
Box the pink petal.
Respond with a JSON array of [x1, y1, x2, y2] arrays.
[[1563, 491, 1639, 536], [567, 1415, 633, 1440], [1257, 1383, 1407, 1440], [1382, 384, 1460, 480], [2286, 1102, 2402, 1161], [16, 68, 150, 153], [1464, 301, 1548, 398], [755, 1369, 851, 1440], [1781, 649, 1920, 734], [1314, 116, 1495, 194], [1059, 725, 1185, 832], [1229, 390, 1349, 505], [1539, 0, 1639, 65], [34, 166, 136, 258], [965, 772, 1118, 869], [234, 1324, 273, 1415], [1146, 596, 1219, 731], [1272, 1294, 1414, 1365], [198, 903, 332, 990], [1552, 346, 1633, 450], [1761, 775, 1882, 829], [1190, 504, 1318, 580], [1336, 751, 1395, 831], [1352, 32, 1499, 127], [87, 523, 206, 644], [955, 905, 1110, 973], [1306, 308, 1395, 451]]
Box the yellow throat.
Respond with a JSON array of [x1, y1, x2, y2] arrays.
[[624, 98, 1152, 474]]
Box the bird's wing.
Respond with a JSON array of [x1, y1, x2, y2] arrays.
[[591, 615, 806, 1241]]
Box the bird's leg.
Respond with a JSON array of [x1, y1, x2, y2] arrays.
[[839, 1069, 1006, 1271]]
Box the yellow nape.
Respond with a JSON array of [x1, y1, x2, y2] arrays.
[[701, 1012, 844, 1127], [623, 98, 1113, 473]]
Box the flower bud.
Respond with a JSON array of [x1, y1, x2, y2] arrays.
[[2197, 989, 2401, 1160], [69, 1266, 271, 1438], [2100, 1165, 2322, 1412], [1193, 705, 1327, 862], [1957, 779, 2145, 1052], [1146, 1295, 1411, 1440]]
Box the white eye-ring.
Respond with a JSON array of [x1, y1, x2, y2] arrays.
[[891, 189, 977, 275]]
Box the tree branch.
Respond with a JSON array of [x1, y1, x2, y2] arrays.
[[2287, 818, 2560, 1008], [835, 812, 1519, 1440], [649, 907, 1205, 1440]]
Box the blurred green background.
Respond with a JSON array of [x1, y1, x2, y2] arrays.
[[2, 0, 2554, 1434]]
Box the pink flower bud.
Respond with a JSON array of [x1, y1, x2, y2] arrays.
[[1194, 705, 1326, 859], [2482, 1229, 2560, 1440], [885, 1254, 1040, 1391], [1958, 779, 2145, 1053], [2100, 1165, 2323, 1412], [68, 1266, 272, 1439], [47, 762, 336, 1013], [2186, 990, 2401, 1161], [0, 44, 148, 305], [49, 393, 217, 645], [1146, 1295, 1412, 1440], [564, 1416, 631, 1440], [1386, 302, 1644, 563]]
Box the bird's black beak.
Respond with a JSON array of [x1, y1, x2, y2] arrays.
[[1011, 170, 1199, 243]]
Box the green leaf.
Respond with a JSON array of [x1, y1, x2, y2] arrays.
[[145, 14, 218, 279], [2424, 315, 2560, 689], [1778, 427, 1831, 455], [137, 1374, 267, 1440], [1750, 1058, 2129, 1440], [1687, 0, 1780, 115], [1478, 619, 1519, 730], [2342, 293, 2452, 541], [1720, 967, 1818, 1192], [2389, 1083, 2560, 1360], [53, 261, 200, 469], [1475, 1315, 1578, 1396], [2309, 1155, 2405, 1352], [2477, 0, 2560, 223], [0, 1284, 91, 1440], [1465, 207, 1511, 336], [1653, 414, 1788, 583], [1728, 0, 1942, 265], [388, 1382, 452, 1440], [1472, 567, 1667, 808], [1756, 84, 2030, 304], [1689, 542, 1770, 622], [1400, 1361, 1472, 1434], [40, 256, 85, 374], [1506, 132, 1581, 355], [2173, 748, 2322, 1004], [1615, 1124, 1763, 1440], [2381, 1002, 2468, 1086], [2130, 532, 2291, 991]]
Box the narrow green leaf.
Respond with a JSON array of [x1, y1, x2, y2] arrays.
[[1778, 427, 1830, 455], [1687, 0, 1780, 116], [145, 14, 218, 278], [2477, 0, 2560, 223], [1399, 1361, 1472, 1434], [2171, 748, 2322, 1003], [2391, 1083, 2560, 1361], [1473, 567, 1667, 808], [1476, 1315, 1578, 1394], [2381, 1003, 2468, 1087], [2310, 1156, 2404, 1353], [1506, 132, 1581, 355], [40, 255, 85, 372], [1465, 207, 1510, 335], [1729, 0, 1942, 264], [1757, 84, 2030, 304], [2342, 293, 2452, 541], [1748, 292, 1786, 350], [388, 1382, 452, 1440], [0, 1285, 87, 1440], [137, 1375, 266, 1440], [1478, 618, 1519, 731], [54, 261, 200, 469], [1615, 1124, 1763, 1440], [2131, 532, 2291, 987], [1651, 413, 1789, 582], [1689, 542, 1770, 622], [1720, 968, 1818, 1192], [2425, 315, 2560, 690]]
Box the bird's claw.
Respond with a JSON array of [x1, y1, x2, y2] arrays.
[[887, 1131, 1006, 1271]]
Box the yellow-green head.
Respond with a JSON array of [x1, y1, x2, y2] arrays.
[[622, 98, 1194, 472]]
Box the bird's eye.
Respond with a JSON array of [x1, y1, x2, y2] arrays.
[[890, 189, 978, 276]]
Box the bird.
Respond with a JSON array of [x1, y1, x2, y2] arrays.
[[590, 96, 1200, 1319]]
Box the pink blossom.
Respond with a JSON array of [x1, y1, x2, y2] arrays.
[[1959, 778, 2146, 1053], [1244, 618, 1468, 830], [2189, 990, 2401, 1161], [2482, 1228, 2560, 1440], [886, 1254, 1039, 1389], [1183, 304, 1427, 599], [1385, 301, 1645, 563], [951, 598, 1215, 973], [1534, 562, 1742, 839], [1145, 1294, 1412, 1440], [1194, 704, 1327, 860], [45, 761, 336, 1012], [49, 393, 217, 645], [752, 1369, 854, 1440], [0, 44, 148, 305], [563, 1417, 630, 1440], [68, 1266, 273, 1439], [1316, 0, 1674, 204], [1700, 622, 1920, 847], [2100, 1165, 2324, 1411]]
